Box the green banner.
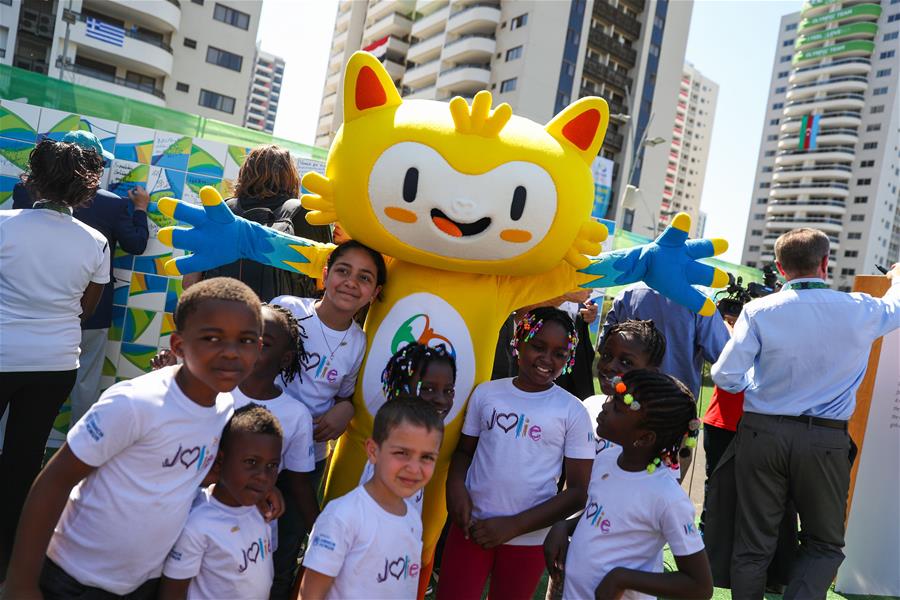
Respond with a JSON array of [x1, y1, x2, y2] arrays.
[[800, 3, 882, 30], [0, 65, 327, 160], [793, 40, 876, 63], [796, 22, 879, 48]]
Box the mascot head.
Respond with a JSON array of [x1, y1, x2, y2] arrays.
[[302, 51, 610, 275]]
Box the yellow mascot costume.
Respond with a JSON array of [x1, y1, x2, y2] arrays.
[[158, 51, 728, 596]]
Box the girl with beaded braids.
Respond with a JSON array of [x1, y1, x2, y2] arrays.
[[544, 369, 712, 600], [438, 307, 596, 600], [381, 342, 457, 419]]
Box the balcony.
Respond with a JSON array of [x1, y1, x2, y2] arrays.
[[775, 145, 856, 165], [768, 199, 847, 216], [402, 58, 440, 87], [582, 58, 632, 91], [769, 181, 849, 199], [333, 28, 348, 49], [318, 112, 334, 131], [407, 32, 445, 63], [410, 4, 450, 39], [779, 127, 859, 150], [441, 34, 495, 63], [793, 40, 876, 64], [799, 2, 882, 31], [365, 12, 413, 44], [790, 57, 870, 84], [321, 92, 336, 113], [786, 75, 869, 100], [445, 3, 501, 36], [587, 29, 637, 66], [57, 60, 165, 105], [323, 69, 341, 94], [603, 130, 624, 151], [783, 92, 865, 116], [592, 1, 641, 38], [772, 163, 852, 182], [436, 63, 491, 94], [70, 16, 173, 76], [367, 0, 407, 23], [336, 6, 352, 30], [620, 0, 645, 12], [404, 84, 437, 100], [781, 110, 861, 133], [85, 0, 181, 32], [765, 215, 844, 233], [382, 57, 406, 81], [795, 21, 878, 48]]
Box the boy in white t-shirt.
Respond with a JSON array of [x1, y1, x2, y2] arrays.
[[544, 370, 712, 600], [299, 398, 444, 600], [160, 404, 283, 599], [3, 279, 277, 599]]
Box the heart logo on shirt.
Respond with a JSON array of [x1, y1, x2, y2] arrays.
[[388, 558, 406, 579], [179, 446, 201, 469], [495, 412, 519, 433], [304, 352, 322, 372], [585, 501, 600, 519], [247, 542, 260, 563]]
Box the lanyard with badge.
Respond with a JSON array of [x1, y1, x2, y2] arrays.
[[782, 281, 829, 291]]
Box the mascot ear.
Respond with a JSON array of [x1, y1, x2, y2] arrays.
[[545, 97, 610, 165], [343, 51, 403, 123]]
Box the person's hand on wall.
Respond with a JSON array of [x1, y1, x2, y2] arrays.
[[128, 187, 150, 213]]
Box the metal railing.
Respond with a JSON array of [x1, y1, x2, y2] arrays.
[[786, 93, 865, 108], [775, 163, 852, 173], [73, 12, 173, 52], [58, 60, 165, 99], [772, 180, 849, 190], [792, 57, 870, 74], [789, 75, 869, 90], [782, 110, 861, 124], [779, 128, 859, 140]]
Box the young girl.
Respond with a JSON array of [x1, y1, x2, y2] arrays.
[[439, 307, 595, 600], [588, 320, 666, 454], [544, 370, 713, 600]]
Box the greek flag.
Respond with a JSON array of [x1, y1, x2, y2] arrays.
[[85, 17, 125, 47]]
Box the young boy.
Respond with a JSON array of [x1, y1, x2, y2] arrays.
[[159, 404, 283, 599], [299, 398, 443, 600], [2, 278, 265, 599]]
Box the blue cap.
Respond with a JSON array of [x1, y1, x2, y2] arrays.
[[61, 130, 115, 162]]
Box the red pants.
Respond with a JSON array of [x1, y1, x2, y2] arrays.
[[436, 523, 546, 600]]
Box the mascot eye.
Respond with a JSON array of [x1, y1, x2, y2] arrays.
[[403, 168, 419, 203], [510, 185, 527, 221]]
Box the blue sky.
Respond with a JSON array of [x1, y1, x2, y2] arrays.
[[261, 0, 802, 263]]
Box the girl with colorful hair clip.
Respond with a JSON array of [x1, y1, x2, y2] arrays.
[[380, 342, 457, 419], [439, 307, 595, 600], [544, 369, 713, 600]]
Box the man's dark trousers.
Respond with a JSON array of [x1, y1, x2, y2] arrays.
[[731, 412, 851, 600]]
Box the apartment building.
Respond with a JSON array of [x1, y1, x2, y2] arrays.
[[315, 0, 694, 222], [244, 43, 284, 133], [4, 0, 261, 127], [741, 3, 900, 290], [656, 62, 718, 237]]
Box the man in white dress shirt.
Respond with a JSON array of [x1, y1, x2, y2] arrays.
[[712, 228, 899, 600]]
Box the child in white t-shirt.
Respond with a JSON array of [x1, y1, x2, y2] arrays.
[[544, 369, 712, 600], [160, 404, 284, 599], [439, 307, 595, 600], [299, 398, 444, 600], [3, 278, 274, 599]]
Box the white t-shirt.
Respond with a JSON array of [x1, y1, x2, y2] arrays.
[[358, 461, 424, 515], [461, 378, 595, 546], [303, 486, 423, 599], [562, 447, 704, 600], [272, 296, 366, 461], [163, 487, 274, 600], [233, 388, 315, 473], [584, 394, 681, 481], [0, 208, 109, 371], [47, 367, 233, 594]]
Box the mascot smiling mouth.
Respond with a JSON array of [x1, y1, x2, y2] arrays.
[[430, 208, 492, 238]]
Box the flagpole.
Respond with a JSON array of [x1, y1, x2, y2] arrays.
[[59, 0, 74, 81]]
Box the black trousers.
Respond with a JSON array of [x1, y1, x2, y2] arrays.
[[732, 412, 851, 600], [0, 369, 76, 576], [40, 558, 159, 599]]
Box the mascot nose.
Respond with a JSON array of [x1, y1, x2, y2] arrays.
[[451, 198, 476, 218]]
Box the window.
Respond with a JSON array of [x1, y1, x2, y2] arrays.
[[754, 213, 765, 220], [863, 142, 878, 150], [777, 70, 789, 78], [844, 250, 858, 258], [125, 71, 156, 93], [848, 232, 862, 239], [870, 105, 884, 114], [191, 0, 203, 4], [783, 39, 794, 46], [867, 123, 882, 132], [751, 229, 763, 236], [888, 13, 900, 22], [510, 13, 528, 30], [880, 50, 896, 59], [854, 196, 868, 204], [176, 82, 190, 92], [757, 197, 768, 204], [772, 102, 783, 109], [850, 215, 865, 221], [765, 150, 776, 157], [505, 45, 522, 61], [885, 31, 899, 41], [183, 38, 197, 49], [198, 88, 236, 113], [860, 160, 875, 168], [780, 55, 792, 63], [762, 166, 773, 173], [213, 3, 250, 30], [766, 134, 777, 141], [499, 78, 517, 93], [775, 86, 786, 94], [206, 46, 243, 71], [873, 86, 888, 95], [760, 182, 770, 189], [857, 178, 871, 185], [746, 261, 757, 268], [769, 118, 780, 126], [876, 68, 892, 77], [566, 28, 580, 46], [841, 268, 856, 276], [786, 22, 797, 31], [749, 245, 760, 252]]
